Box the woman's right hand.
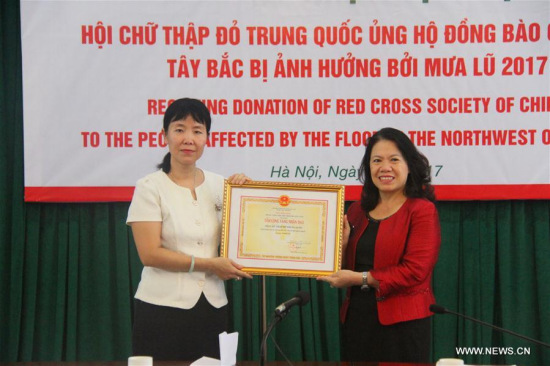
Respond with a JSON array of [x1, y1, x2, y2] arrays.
[[202, 257, 253, 281], [316, 269, 361, 288]]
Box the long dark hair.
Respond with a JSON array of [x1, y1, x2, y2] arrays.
[[157, 98, 211, 173], [358, 127, 435, 212]]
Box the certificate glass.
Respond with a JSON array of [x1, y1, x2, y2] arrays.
[[220, 181, 345, 277]]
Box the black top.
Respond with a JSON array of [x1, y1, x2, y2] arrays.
[[354, 215, 380, 275]]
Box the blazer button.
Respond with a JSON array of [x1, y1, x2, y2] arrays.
[[197, 240, 203, 246], [195, 219, 201, 226], [198, 280, 205, 287]]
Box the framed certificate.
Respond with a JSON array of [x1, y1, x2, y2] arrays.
[[220, 181, 345, 277]]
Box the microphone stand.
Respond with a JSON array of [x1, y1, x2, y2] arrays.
[[259, 312, 287, 366], [435, 306, 550, 348]]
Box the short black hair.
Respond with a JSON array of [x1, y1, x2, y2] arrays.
[[157, 98, 211, 173]]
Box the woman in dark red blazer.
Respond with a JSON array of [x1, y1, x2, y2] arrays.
[[318, 127, 441, 363]]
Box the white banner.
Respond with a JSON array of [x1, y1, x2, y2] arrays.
[[21, 0, 550, 201]]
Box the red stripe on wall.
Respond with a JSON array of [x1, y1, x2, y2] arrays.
[[25, 184, 550, 203], [345, 184, 550, 201], [25, 187, 136, 202]]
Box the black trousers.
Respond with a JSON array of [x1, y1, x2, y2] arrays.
[[132, 294, 228, 361]]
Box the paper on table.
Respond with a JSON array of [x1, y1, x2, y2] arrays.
[[219, 331, 238, 366], [190, 356, 220, 366], [436, 359, 464, 366], [189, 332, 239, 366]]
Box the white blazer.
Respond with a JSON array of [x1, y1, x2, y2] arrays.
[[127, 169, 227, 309]]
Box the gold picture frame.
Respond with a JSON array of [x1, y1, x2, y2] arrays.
[[220, 180, 345, 277]]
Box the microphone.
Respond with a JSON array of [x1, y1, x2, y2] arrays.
[[430, 304, 550, 348], [274, 291, 310, 316], [429, 304, 450, 314]]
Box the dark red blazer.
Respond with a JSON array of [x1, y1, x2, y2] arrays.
[[340, 198, 441, 325]]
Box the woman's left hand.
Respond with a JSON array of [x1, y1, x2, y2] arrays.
[[227, 173, 250, 185], [316, 270, 361, 288]]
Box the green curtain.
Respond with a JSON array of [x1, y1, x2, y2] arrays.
[[2, 1, 549, 365], [433, 201, 550, 366]]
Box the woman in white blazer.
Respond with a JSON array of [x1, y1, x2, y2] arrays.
[[127, 98, 252, 361]]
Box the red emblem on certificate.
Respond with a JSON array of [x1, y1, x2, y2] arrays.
[[278, 195, 291, 207]]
